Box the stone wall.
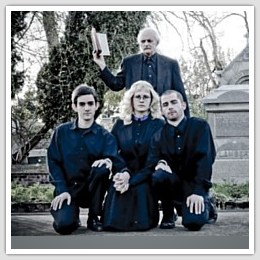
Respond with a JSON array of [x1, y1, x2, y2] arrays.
[[203, 85, 249, 184], [11, 164, 49, 185]]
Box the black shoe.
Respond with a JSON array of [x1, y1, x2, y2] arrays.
[[159, 217, 175, 229], [77, 218, 82, 227], [207, 197, 218, 224], [87, 216, 103, 232]]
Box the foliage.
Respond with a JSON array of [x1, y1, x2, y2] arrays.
[[179, 47, 228, 118], [11, 183, 54, 203], [211, 182, 249, 204], [36, 11, 150, 126], [150, 11, 248, 118], [11, 11, 30, 98], [11, 11, 150, 162], [11, 181, 249, 204], [102, 89, 125, 117], [11, 89, 45, 152]]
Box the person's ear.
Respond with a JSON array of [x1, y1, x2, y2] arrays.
[[72, 103, 77, 112], [182, 101, 187, 111], [95, 101, 100, 110]]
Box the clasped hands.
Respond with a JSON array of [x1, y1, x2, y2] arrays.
[[113, 171, 130, 194]]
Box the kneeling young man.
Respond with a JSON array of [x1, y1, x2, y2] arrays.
[[47, 85, 126, 235], [147, 90, 217, 231]]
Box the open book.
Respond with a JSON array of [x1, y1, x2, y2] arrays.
[[91, 27, 110, 57]]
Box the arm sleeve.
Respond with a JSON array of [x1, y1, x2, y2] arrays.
[[192, 122, 216, 195], [100, 60, 125, 91], [47, 128, 68, 195], [102, 131, 128, 174], [172, 61, 190, 117]]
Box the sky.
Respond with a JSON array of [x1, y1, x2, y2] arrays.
[[10, 7, 252, 98], [153, 11, 248, 61]]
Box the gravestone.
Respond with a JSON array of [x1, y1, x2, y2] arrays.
[[202, 43, 249, 184]]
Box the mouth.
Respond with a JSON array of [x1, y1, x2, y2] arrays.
[[168, 111, 176, 116]]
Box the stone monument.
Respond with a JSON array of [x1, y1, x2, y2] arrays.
[[203, 43, 249, 184]]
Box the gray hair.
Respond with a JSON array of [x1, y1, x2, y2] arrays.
[[137, 27, 160, 45]]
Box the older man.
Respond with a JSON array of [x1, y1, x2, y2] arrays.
[[93, 27, 190, 117]]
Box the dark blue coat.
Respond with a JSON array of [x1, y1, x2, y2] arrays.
[[100, 53, 190, 117], [103, 116, 165, 231], [146, 117, 216, 196]]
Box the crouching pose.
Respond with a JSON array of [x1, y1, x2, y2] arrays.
[[147, 90, 217, 231], [47, 85, 126, 234], [103, 81, 165, 231]]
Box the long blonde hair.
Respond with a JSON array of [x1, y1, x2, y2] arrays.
[[119, 80, 162, 125]]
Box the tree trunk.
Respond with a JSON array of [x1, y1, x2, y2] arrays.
[[42, 11, 59, 53], [12, 122, 53, 164], [12, 11, 60, 164]]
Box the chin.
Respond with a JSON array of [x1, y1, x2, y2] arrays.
[[144, 51, 152, 56]]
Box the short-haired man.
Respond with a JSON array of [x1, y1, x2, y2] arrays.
[[146, 90, 217, 231], [48, 85, 126, 235], [93, 27, 190, 117]]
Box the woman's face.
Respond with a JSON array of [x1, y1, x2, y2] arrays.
[[132, 88, 152, 114]]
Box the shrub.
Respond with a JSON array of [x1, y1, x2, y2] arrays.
[[211, 181, 249, 206], [11, 182, 54, 203]]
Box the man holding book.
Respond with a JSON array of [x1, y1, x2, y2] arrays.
[[93, 27, 190, 117]]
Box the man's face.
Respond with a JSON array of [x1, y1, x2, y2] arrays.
[[139, 31, 158, 57], [161, 93, 186, 122], [73, 94, 98, 122]]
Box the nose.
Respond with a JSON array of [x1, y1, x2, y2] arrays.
[[83, 105, 90, 110]]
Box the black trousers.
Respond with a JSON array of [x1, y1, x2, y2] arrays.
[[50, 165, 110, 235], [152, 169, 209, 231]]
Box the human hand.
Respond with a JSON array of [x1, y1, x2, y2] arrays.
[[92, 158, 112, 171], [113, 171, 130, 194], [51, 192, 71, 211], [186, 194, 205, 214], [93, 51, 106, 70], [155, 160, 172, 173]]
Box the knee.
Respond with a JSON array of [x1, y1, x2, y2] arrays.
[[50, 204, 79, 235], [181, 204, 208, 231], [53, 216, 78, 235], [91, 165, 110, 180], [152, 169, 168, 186]]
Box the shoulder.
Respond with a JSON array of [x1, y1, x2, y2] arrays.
[[54, 121, 73, 132], [123, 53, 142, 62], [152, 124, 165, 140], [111, 118, 124, 131], [157, 53, 178, 64], [94, 122, 116, 139], [188, 117, 210, 129], [151, 118, 165, 127], [94, 122, 109, 134]]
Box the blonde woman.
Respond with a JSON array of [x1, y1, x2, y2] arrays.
[[103, 80, 164, 231]]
